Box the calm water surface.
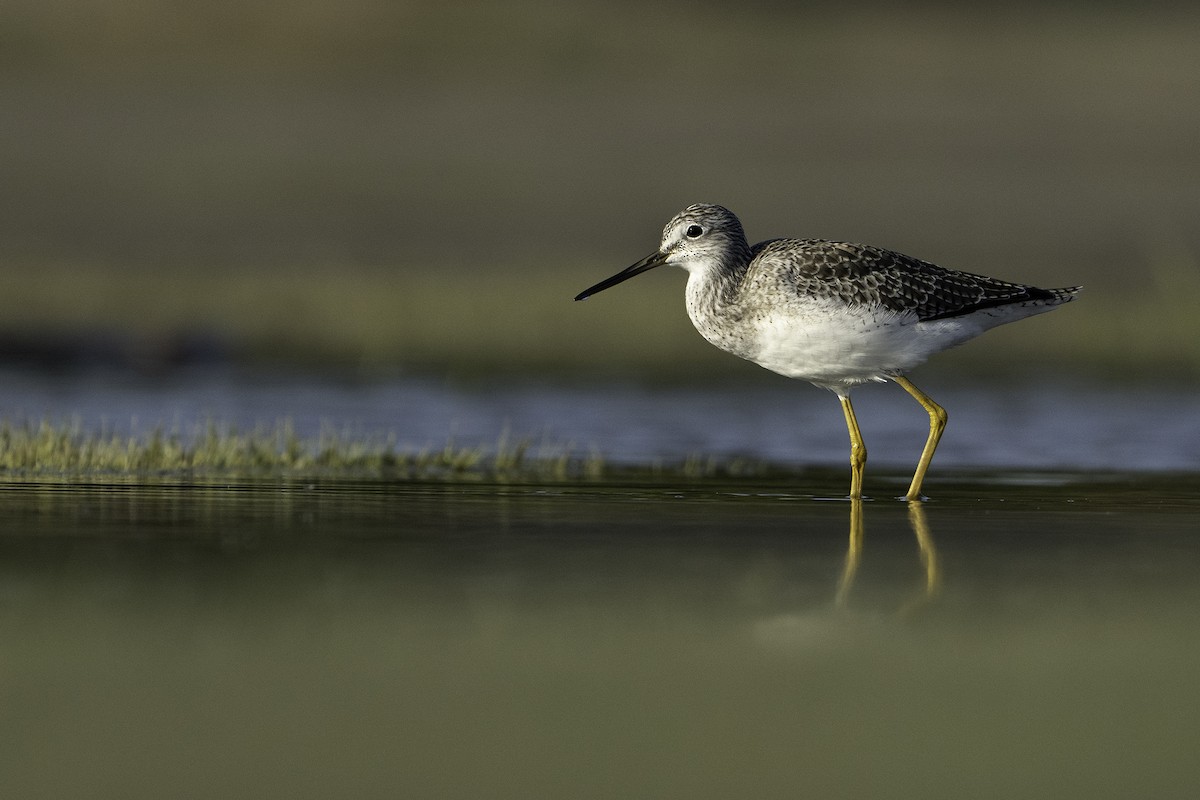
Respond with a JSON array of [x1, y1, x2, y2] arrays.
[[3, 367, 1199, 470], [2, 473, 1199, 799]]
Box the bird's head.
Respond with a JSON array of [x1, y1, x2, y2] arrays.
[[574, 204, 750, 301]]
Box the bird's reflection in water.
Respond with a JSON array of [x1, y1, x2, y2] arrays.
[[751, 499, 942, 647], [835, 500, 941, 615]]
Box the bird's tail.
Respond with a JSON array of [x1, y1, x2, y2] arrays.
[[1045, 286, 1082, 305]]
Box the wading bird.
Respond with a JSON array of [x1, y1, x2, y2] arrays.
[[575, 204, 1079, 500]]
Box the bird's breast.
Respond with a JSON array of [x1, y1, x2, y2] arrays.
[[686, 285, 949, 387]]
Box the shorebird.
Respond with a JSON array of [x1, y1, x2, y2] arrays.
[[574, 203, 1079, 500]]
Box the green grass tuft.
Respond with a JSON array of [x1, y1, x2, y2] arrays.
[[0, 419, 783, 482], [0, 419, 496, 478]]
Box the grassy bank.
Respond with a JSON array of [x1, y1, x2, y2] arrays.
[[0, 419, 780, 482]]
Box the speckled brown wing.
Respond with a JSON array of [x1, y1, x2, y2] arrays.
[[751, 238, 1078, 321]]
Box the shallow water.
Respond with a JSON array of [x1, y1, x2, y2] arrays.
[[2, 473, 1199, 799], [3, 367, 1199, 471]]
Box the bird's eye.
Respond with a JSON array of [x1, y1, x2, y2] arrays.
[[685, 224, 704, 239]]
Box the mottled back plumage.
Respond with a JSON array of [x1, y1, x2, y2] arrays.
[[750, 237, 1076, 322]]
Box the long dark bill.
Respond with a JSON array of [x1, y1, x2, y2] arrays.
[[574, 251, 669, 301]]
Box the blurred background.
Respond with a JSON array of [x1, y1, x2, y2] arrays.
[[7, 9, 1200, 797], [1, 0, 1198, 382]]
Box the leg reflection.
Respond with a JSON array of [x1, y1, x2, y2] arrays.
[[835, 499, 941, 613], [900, 500, 942, 616], [834, 499, 864, 609]]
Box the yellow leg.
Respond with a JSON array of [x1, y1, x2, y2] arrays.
[[838, 394, 867, 500], [893, 375, 948, 501]]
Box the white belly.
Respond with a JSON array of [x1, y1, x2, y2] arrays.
[[728, 302, 981, 391]]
